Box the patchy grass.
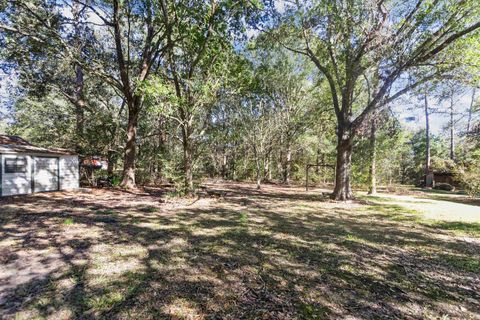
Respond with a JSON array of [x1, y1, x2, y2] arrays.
[[441, 254, 480, 273], [428, 221, 480, 238], [0, 183, 479, 319], [63, 217, 75, 225], [238, 212, 249, 224]]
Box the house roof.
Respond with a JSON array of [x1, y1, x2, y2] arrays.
[[0, 135, 76, 156], [0, 135, 31, 145]]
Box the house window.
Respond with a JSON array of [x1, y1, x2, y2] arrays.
[[5, 157, 27, 173]]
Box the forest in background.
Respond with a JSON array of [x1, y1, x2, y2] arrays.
[[0, 0, 479, 200]]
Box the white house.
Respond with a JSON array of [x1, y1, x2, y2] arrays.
[[0, 135, 79, 197]]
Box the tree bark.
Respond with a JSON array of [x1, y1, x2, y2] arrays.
[[107, 150, 116, 178], [114, 0, 155, 189], [221, 153, 227, 179], [121, 103, 139, 188], [424, 93, 431, 176], [72, 2, 85, 153], [449, 96, 455, 160], [256, 159, 261, 190], [332, 129, 353, 200], [264, 155, 271, 182], [156, 116, 167, 183], [283, 145, 291, 184], [74, 64, 85, 142], [182, 127, 194, 193], [253, 145, 261, 190], [231, 144, 236, 180], [467, 88, 476, 133], [368, 119, 377, 195]]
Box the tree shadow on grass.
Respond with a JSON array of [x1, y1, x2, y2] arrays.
[[0, 184, 479, 319]]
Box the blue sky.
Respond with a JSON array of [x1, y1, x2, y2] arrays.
[[392, 90, 476, 136], [0, 68, 16, 129]]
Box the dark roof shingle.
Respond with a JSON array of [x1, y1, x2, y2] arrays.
[[0, 135, 76, 155], [0, 135, 32, 146]]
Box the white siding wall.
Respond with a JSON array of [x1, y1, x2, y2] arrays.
[[33, 157, 59, 192], [60, 155, 79, 190], [1, 154, 32, 196], [1, 153, 79, 196]]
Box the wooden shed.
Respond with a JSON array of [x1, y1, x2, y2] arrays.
[[0, 135, 79, 197]]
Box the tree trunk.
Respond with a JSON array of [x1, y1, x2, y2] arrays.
[[424, 93, 431, 176], [264, 156, 271, 182], [256, 159, 261, 190], [182, 127, 194, 193], [72, 2, 85, 153], [368, 119, 377, 195], [467, 88, 475, 133], [74, 64, 85, 152], [322, 153, 327, 184], [221, 153, 227, 179], [332, 131, 353, 200], [120, 103, 139, 189], [449, 96, 455, 160], [283, 146, 291, 184], [107, 150, 116, 178], [156, 116, 167, 183], [400, 153, 406, 185], [253, 145, 261, 190], [231, 145, 236, 180]]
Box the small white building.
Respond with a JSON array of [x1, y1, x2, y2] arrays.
[[0, 135, 79, 197]]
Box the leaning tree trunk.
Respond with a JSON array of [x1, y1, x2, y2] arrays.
[[121, 103, 139, 189], [332, 129, 354, 201], [368, 119, 377, 195]]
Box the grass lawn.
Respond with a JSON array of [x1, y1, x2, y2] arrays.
[[1, 182, 479, 319]]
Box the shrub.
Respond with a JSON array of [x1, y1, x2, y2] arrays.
[[431, 157, 456, 173], [454, 165, 480, 197]]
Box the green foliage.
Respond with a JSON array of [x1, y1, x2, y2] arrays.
[[111, 175, 122, 187], [454, 164, 480, 197]]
